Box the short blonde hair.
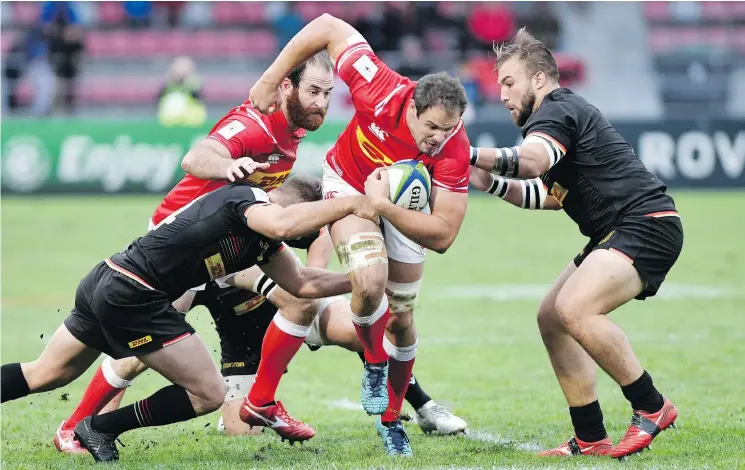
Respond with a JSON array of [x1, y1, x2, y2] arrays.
[[494, 28, 560, 82]]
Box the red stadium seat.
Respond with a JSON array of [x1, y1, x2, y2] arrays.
[[1, 30, 18, 54], [213, 1, 265, 24], [98, 1, 125, 25], [644, 2, 670, 22], [732, 28, 745, 53], [84, 30, 277, 58], [12, 2, 40, 26], [701, 2, 731, 21], [296, 2, 327, 22]]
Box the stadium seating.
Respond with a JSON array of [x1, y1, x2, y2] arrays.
[[643, 1, 744, 117], [2, 1, 589, 111]]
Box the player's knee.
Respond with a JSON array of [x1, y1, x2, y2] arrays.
[[337, 232, 387, 309], [351, 279, 387, 314], [386, 279, 421, 315], [193, 374, 226, 413], [23, 360, 75, 392], [112, 356, 148, 380], [387, 310, 414, 336], [553, 291, 584, 331], [537, 302, 562, 337]]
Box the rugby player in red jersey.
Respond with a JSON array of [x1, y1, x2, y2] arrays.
[[247, 14, 472, 456]]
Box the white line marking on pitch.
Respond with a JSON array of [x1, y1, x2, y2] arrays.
[[463, 430, 542, 452], [432, 283, 739, 301], [324, 400, 542, 454], [325, 398, 364, 411]]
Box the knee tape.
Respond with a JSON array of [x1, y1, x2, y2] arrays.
[[386, 279, 422, 313], [334, 232, 387, 273]]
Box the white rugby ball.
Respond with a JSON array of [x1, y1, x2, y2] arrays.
[[386, 160, 431, 211]]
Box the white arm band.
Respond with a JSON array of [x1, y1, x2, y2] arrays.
[[520, 178, 548, 209], [488, 175, 547, 209]]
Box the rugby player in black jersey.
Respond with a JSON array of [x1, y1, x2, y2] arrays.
[[0, 177, 375, 462], [469, 28, 683, 459]]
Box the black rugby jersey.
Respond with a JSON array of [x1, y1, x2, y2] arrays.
[[523, 88, 676, 239], [110, 183, 282, 299]]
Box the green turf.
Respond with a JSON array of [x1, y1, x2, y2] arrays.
[[2, 192, 744, 469]]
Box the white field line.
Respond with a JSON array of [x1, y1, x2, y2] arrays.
[[431, 283, 739, 301]]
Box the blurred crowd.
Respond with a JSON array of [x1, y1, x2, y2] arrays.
[[1, 1, 572, 118]]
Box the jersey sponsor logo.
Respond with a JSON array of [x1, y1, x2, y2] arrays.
[[128, 335, 153, 349], [204, 253, 227, 280], [222, 361, 246, 369], [246, 169, 291, 190], [233, 295, 267, 315], [216, 120, 247, 140], [369, 123, 387, 142], [324, 190, 338, 200], [267, 153, 282, 164], [352, 55, 378, 83], [256, 240, 271, 263], [356, 126, 394, 166], [550, 182, 569, 206], [598, 230, 615, 246]]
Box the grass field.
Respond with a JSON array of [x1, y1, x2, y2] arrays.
[[2, 192, 744, 469]]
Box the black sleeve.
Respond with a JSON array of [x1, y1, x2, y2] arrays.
[[285, 231, 321, 250], [522, 100, 577, 155], [222, 184, 271, 225]]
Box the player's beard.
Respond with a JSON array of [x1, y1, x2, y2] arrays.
[[514, 89, 536, 127], [286, 88, 327, 131]]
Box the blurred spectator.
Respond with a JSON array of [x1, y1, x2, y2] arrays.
[[381, 3, 424, 51], [353, 3, 386, 52], [468, 3, 515, 51], [124, 1, 153, 28], [43, 2, 85, 114], [40, 1, 78, 26], [2, 27, 55, 115], [518, 3, 562, 51], [457, 62, 479, 124], [397, 36, 432, 81], [267, 3, 304, 49], [157, 56, 206, 127], [155, 1, 186, 28]]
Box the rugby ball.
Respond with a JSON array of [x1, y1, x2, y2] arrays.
[[386, 160, 431, 211]]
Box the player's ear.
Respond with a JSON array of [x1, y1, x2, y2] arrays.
[[408, 99, 417, 118], [280, 78, 294, 97], [532, 71, 546, 90]]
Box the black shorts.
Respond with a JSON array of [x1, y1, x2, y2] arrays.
[[217, 314, 272, 377], [574, 213, 683, 300], [213, 296, 319, 377], [64, 260, 195, 359]]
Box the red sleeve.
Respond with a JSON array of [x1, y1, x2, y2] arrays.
[[335, 40, 409, 116], [431, 122, 471, 193], [206, 108, 277, 159]]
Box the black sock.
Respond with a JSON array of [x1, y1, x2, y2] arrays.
[[404, 375, 432, 411], [569, 400, 607, 443], [91, 384, 197, 435], [621, 371, 664, 413], [1, 363, 31, 403]]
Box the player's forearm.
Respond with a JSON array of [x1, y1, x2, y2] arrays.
[[470, 144, 549, 179], [376, 202, 456, 254], [274, 198, 357, 240], [181, 142, 234, 180], [261, 14, 336, 87], [295, 267, 352, 298], [478, 171, 561, 210]]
